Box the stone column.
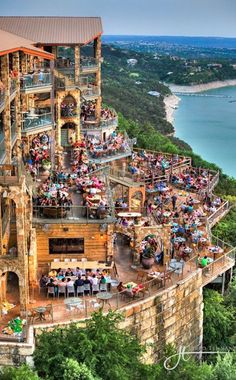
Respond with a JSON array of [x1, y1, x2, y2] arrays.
[[12, 52, 22, 160], [75, 89, 81, 140], [74, 45, 80, 85], [94, 37, 102, 122], [2, 54, 11, 163], [15, 194, 29, 313], [20, 52, 28, 74]]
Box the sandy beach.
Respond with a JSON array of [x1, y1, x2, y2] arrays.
[[167, 79, 236, 94], [164, 94, 180, 124]]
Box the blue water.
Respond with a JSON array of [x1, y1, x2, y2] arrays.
[[174, 86, 236, 178]]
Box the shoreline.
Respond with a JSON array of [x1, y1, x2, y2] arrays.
[[167, 79, 236, 94], [163, 94, 180, 125]]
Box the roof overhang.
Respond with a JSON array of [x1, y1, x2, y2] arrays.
[[0, 46, 54, 60]]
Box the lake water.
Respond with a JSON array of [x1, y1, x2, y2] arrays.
[[174, 86, 236, 178]]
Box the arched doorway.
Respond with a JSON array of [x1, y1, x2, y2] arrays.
[[0, 271, 20, 311], [61, 95, 77, 118], [61, 122, 76, 147], [1, 196, 17, 256]]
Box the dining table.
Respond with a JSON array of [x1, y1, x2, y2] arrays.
[[96, 292, 112, 308]]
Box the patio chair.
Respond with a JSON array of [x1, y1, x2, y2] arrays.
[[44, 304, 54, 322], [67, 285, 75, 297], [47, 286, 56, 298], [99, 283, 107, 292], [136, 270, 147, 282], [92, 284, 99, 295], [76, 285, 85, 296], [84, 283, 91, 295], [58, 285, 67, 298]]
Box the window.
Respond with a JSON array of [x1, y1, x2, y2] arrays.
[[49, 238, 84, 254]]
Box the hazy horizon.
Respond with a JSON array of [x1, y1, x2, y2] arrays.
[[1, 0, 236, 38]]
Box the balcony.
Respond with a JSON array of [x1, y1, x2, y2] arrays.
[[81, 86, 100, 101], [11, 121, 17, 145], [22, 113, 53, 134], [20, 72, 52, 94], [10, 79, 17, 98], [33, 205, 114, 224], [0, 137, 6, 163], [80, 58, 99, 73], [0, 164, 22, 185], [0, 90, 5, 112], [81, 116, 118, 132]]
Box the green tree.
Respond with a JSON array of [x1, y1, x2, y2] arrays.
[[203, 289, 234, 349], [61, 359, 100, 380], [213, 353, 236, 380], [33, 311, 147, 380], [0, 365, 40, 380]]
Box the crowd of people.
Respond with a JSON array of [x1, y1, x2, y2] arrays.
[[24, 133, 51, 177], [40, 267, 112, 296], [87, 132, 130, 159]]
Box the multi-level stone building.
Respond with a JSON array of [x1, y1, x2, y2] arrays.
[[0, 17, 234, 366], [0, 17, 120, 314]]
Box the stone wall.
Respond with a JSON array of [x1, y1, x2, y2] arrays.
[[120, 270, 203, 363], [0, 269, 202, 366]]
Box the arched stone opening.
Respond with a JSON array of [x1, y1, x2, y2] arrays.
[[0, 266, 28, 315], [61, 122, 77, 147], [1, 194, 18, 256], [61, 95, 77, 118]]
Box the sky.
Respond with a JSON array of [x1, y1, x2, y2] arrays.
[[1, 0, 236, 38]]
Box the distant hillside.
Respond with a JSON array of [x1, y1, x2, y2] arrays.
[[102, 45, 173, 135]]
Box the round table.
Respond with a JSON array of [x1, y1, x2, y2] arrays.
[[117, 212, 141, 218], [96, 292, 112, 308], [35, 307, 46, 321]]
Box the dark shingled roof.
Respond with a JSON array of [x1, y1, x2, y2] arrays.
[[0, 16, 103, 45]]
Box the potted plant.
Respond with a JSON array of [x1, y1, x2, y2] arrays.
[[42, 159, 51, 171], [141, 246, 155, 269]]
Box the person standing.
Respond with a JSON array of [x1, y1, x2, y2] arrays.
[[171, 194, 177, 211]]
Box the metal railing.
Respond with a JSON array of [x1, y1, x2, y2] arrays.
[[20, 72, 52, 90], [11, 121, 17, 143], [23, 113, 52, 131], [202, 247, 235, 285], [81, 86, 100, 98], [33, 205, 114, 223], [81, 116, 118, 130], [80, 57, 99, 71], [207, 201, 230, 228], [0, 90, 5, 109], [10, 79, 17, 96], [0, 137, 6, 161]]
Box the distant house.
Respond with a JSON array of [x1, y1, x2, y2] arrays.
[[207, 63, 222, 68], [231, 64, 236, 69], [148, 91, 160, 97], [127, 58, 138, 66]]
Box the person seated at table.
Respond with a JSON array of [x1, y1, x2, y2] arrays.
[[40, 274, 48, 289], [199, 255, 208, 268], [83, 276, 92, 294], [155, 251, 163, 265], [47, 278, 58, 294], [117, 281, 125, 292], [58, 278, 66, 287], [66, 278, 74, 287], [74, 267, 83, 277], [91, 274, 99, 286], [48, 269, 57, 277], [100, 275, 107, 284], [65, 268, 73, 277], [74, 276, 84, 289]]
